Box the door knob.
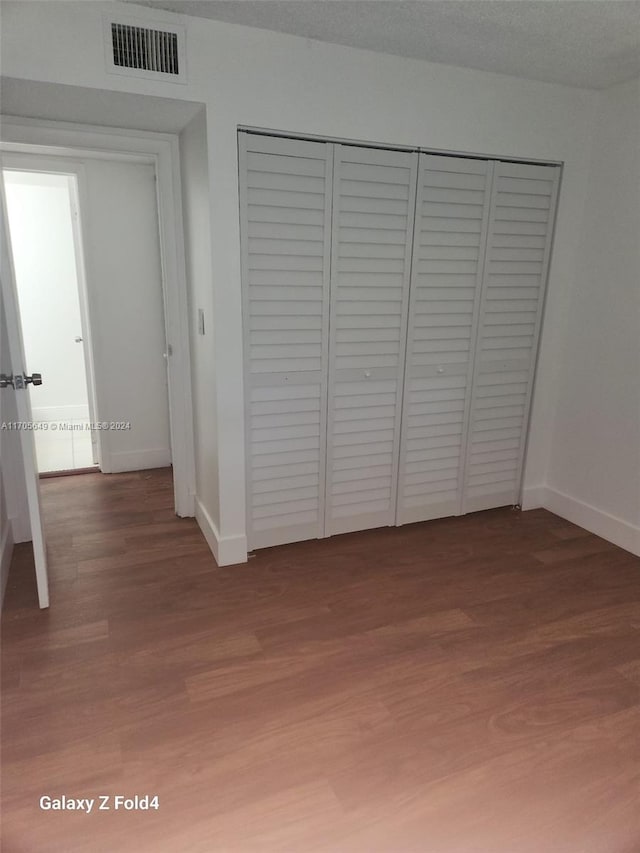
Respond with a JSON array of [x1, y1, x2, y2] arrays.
[[74, 336, 83, 343], [1, 372, 43, 390]]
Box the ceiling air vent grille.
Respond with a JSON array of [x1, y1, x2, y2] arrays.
[[111, 23, 179, 75]]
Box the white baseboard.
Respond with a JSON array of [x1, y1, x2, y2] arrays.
[[107, 448, 172, 473], [195, 497, 247, 567], [31, 404, 90, 422], [530, 485, 640, 557], [1, 523, 14, 611]]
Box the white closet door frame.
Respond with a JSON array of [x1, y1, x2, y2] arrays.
[[461, 161, 560, 513], [396, 154, 494, 525], [240, 133, 333, 549], [325, 144, 418, 537]]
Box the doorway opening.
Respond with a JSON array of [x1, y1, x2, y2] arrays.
[[1, 150, 181, 607], [1, 112, 200, 610], [3, 151, 176, 488], [3, 168, 99, 475]]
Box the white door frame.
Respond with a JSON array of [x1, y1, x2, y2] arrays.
[[0, 116, 196, 517]]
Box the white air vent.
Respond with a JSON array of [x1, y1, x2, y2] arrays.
[[104, 15, 186, 84]]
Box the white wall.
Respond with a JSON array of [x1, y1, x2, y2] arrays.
[[543, 78, 640, 554], [190, 21, 597, 561], [179, 110, 224, 557], [2, 0, 624, 560], [80, 157, 172, 472]]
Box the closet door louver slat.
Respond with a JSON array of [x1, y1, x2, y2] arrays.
[[397, 154, 494, 524], [462, 161, 560, 513], [325, 145, 418, 536], [240, 134, 333, 549]]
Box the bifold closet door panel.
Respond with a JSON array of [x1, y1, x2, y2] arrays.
[[462, 161, 560, 513], [239, 134, 333, 549], [325, 145, 418, 536], [397, 154, 494, 525]]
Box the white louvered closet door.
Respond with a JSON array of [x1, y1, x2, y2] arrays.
[[239, 134, 333, 549], [462, 161, 560, 512], [324, 145, 418, 536], [396, 154, 494, 524]]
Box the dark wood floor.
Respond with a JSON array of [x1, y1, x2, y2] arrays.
[[2, 468, 640, 852]]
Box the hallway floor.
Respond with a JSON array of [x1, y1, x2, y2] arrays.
[[2, 468, 640, 852]]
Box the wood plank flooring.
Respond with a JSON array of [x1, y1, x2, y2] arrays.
[[2, 467, 640, 852]]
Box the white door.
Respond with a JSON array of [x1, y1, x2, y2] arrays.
[[239, 133, 333, 549], [239, 134, 562, 550], [0, 178, 49, 608], [462, 161, 560, 512], [324, 145, 418, 536], [396, 154, 494, 524]]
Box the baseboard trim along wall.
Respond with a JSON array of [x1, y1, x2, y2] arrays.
[[108, 449, 172, 473], [1, 523, 15, 611], [524, 485, 640, 557], [31, 404, 91, 422], [195, 497, 248, 567]]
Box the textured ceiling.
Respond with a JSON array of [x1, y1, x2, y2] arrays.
[[125, 0, 640, 89]]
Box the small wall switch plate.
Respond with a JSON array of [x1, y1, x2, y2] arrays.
[[198, 309, 205, 336]]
